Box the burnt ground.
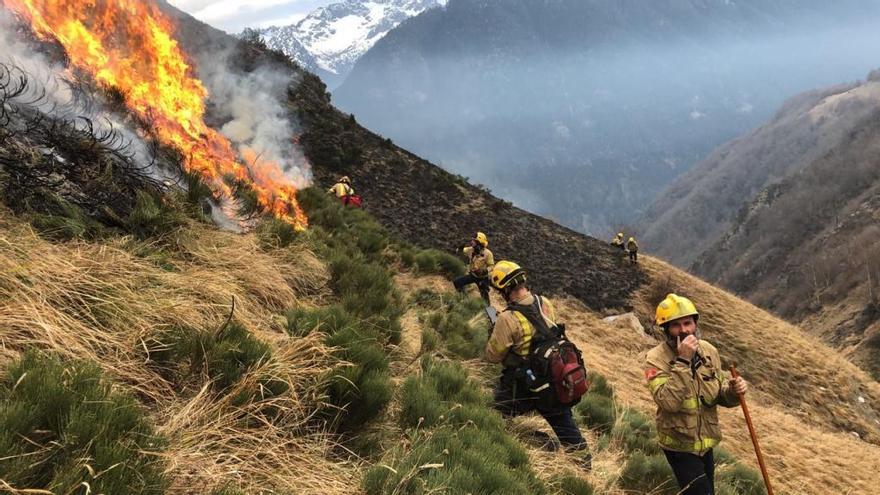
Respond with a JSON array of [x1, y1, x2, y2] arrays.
[[290, 71, 643, 312], [162, 2, 644, 312]]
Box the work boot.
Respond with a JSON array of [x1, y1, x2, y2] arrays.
[[573, 449, 592, 471]]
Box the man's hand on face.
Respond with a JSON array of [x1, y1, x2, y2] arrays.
[[677, 334, 699, 361]]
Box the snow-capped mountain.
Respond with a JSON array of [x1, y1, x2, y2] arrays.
[[248, 0, 446, 87]]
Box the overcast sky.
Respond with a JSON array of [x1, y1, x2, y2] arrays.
[[167, 0, 335, 33]]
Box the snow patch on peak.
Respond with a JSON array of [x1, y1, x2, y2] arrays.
[[245, 0, 445, 85]]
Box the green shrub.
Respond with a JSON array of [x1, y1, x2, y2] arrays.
[[409, 288, 443, 309], [413, 250, 439, 273], [434, 250, 467, 278], [612, 409, 660, 455], [0, 352, 167, 493], [28, 196, 107, 241], [420, 327, 440, 353], [618, 452, 676, 494], [422, 294, 487, 358], [183, 170, 215, 208], [152, 321, 272, 392], [575, 393, 616, 433], [365, 424, 543, 495], [587, 371, 614, 398], [716, 461, 765, 495], [127, 190, 184, 239], [399, 374, 444, 429], [399, 245, 417, 267], [554, 473, 594, 495], [285, 305, 355, 337], [322, 324, 392, 432], [329, 253, 395, 316], [256, 217, 299, 249]]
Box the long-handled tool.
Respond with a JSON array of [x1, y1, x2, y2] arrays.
[[730, 364, 774, 495]]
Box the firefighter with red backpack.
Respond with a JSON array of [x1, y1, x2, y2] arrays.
[[485, 260, 592, 468], [327, 176, 361, 207]]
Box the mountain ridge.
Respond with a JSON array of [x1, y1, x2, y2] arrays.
[[334, 0, 880, 234], [246, 0, 445, 88]]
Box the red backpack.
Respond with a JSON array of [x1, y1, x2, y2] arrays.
[[508, 296, 590, 407]]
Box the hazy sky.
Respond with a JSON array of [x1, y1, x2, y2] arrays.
[[167, 0, 335, 32]]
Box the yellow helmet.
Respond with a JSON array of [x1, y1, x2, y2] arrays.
[[628, 237, 635, 242], [655, 293, 699, 327], [617, 232, 624, 237], [475, 232, 489, 247], [490, 260, 526, 290], [340, 176, 351, 184]]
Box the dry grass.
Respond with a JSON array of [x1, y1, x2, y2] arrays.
[[0, 211, 357, 494], [374, 255, 880, 494], [157, 333, 357, 493], [552, 254, 880, 494]]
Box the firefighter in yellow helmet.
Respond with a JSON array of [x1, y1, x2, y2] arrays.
[[485, 260, 591, 468], [625, 236, 639, 263], [643, 294, 748, 494], [453, 232, 494, 303], [610, 232, 625, 250], [327, 176, 355, 205]]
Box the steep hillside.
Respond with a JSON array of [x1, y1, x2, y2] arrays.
[[641, 74, 880, 377], [3, 2, 880, 494], [333, 0, 880, 234]]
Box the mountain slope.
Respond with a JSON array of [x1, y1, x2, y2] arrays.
[[247, 0, 445, 88], [333, 0, 880, 234], [641, 73, 880, 377]]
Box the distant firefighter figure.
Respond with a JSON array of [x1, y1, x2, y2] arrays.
[[611, 232, 625, 250], [626, 236, 639, 263], [453, 232, 494, 304]]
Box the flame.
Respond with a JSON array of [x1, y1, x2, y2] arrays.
[[3, 0, 308, 229]]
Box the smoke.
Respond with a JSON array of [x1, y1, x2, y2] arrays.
[[197, 49, 312, 189], [0, 9, 167, 180]]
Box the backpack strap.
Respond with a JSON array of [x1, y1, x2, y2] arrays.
[[506, 296, 559, 346]]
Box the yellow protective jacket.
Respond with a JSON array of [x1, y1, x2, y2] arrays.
[[328, 182, 354, 198], [462, 246, 494, 278], [626, 239, 638, 251], [643, 340, 740, 455], [485, 293, 556, 367]]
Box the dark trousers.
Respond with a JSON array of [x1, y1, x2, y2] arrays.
[[453, 273, 490, 304], [663, 449, 715, 495], [628, 250, 638, 262], [493, 369, 587, 450]]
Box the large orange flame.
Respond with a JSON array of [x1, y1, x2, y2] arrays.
[[3, 0, 308, 229]]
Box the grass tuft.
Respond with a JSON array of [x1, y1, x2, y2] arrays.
[[0, 351, 167, 494]]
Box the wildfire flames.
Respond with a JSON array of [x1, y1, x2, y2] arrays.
[[3, 0, 308, 229]]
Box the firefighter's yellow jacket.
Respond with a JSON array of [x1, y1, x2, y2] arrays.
[[462, 246, 494, 277], [485, 293, 556, 367], [643, 340, 740, 454], [328, 182, 354, 198]]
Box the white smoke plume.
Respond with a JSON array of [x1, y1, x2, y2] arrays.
[[0, 9, 167, 180], [197, 49, 312, 189]]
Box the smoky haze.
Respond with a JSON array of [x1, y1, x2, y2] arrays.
[[334, 0, 880, 236]]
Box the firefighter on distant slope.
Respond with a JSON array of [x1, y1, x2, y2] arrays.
[[626, 236, 639, 263], [328, 176, 356, 206], [611, 232, 625, 250], [644, 294, 749, 494], [485, 260, 592, 469], [453, 232, 494, 304]]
